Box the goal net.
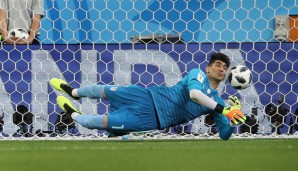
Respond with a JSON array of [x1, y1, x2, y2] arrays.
[[0, 0, 297, 140]]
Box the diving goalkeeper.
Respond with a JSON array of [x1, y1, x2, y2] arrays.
[[50, 53, 246, 140]]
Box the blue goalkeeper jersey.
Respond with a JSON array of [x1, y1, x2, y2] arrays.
[[147, 68, 234, 140]]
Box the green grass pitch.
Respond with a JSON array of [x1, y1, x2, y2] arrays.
[[0, 139, 297, 171]]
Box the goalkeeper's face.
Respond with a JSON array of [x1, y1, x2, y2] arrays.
[[206, 60, 228, 82]]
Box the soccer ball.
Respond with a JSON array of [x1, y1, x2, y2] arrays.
[[8, 28, 29, 39], [228, 65, 252, 90]]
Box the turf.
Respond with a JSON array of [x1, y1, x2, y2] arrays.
[[0, 139, 297, 171]]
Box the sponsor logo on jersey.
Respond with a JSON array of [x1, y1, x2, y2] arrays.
[[197, 72, 204, 83]]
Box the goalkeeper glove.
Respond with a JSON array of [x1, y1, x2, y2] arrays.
[[222, 106, 246, 125], [228, 95, 241, 109], [215, 96, 246, 124]]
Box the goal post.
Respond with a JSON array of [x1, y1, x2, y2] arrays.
[[0, 0, 298, 140]]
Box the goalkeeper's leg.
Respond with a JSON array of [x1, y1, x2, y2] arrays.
[[50, 78, 106, 100], [76, 85, 106, 99], [57, 96, 107, 129]]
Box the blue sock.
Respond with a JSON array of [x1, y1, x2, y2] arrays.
[[77, 85, 104, 99], [75, 114, 105, 129]]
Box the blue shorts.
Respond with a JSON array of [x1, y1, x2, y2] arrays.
[[104, 85, 159, 133]]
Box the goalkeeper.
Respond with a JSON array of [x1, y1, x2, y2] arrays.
[[50, 53, 246, 140]]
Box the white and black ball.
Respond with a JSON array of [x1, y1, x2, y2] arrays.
[[8, 28, 29, 39], [228, 65, 252, 90]]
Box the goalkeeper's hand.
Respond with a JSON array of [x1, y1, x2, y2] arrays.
[[228, 95, 241, 109], [214, 96, 246, 124], [222, 106, 246, 125], [226, 96, 245, 124]]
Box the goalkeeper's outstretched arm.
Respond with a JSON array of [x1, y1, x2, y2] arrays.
[[190, 89, 246, 125]]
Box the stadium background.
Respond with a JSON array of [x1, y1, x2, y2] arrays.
[[0, 0, 297, 137], [40, 0, 298, 44]]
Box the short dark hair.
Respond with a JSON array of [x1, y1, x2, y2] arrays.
[[208, 53, 230, 68]]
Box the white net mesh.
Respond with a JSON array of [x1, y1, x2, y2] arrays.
[[0, 0, 298, 140]]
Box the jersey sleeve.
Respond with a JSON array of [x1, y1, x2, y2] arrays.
[[33, 0, 44, 15], [210, 97, 235, 140], [0, 0, 7, 10], [211, 111, 235, 140], [186, 69, 206, 91]]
